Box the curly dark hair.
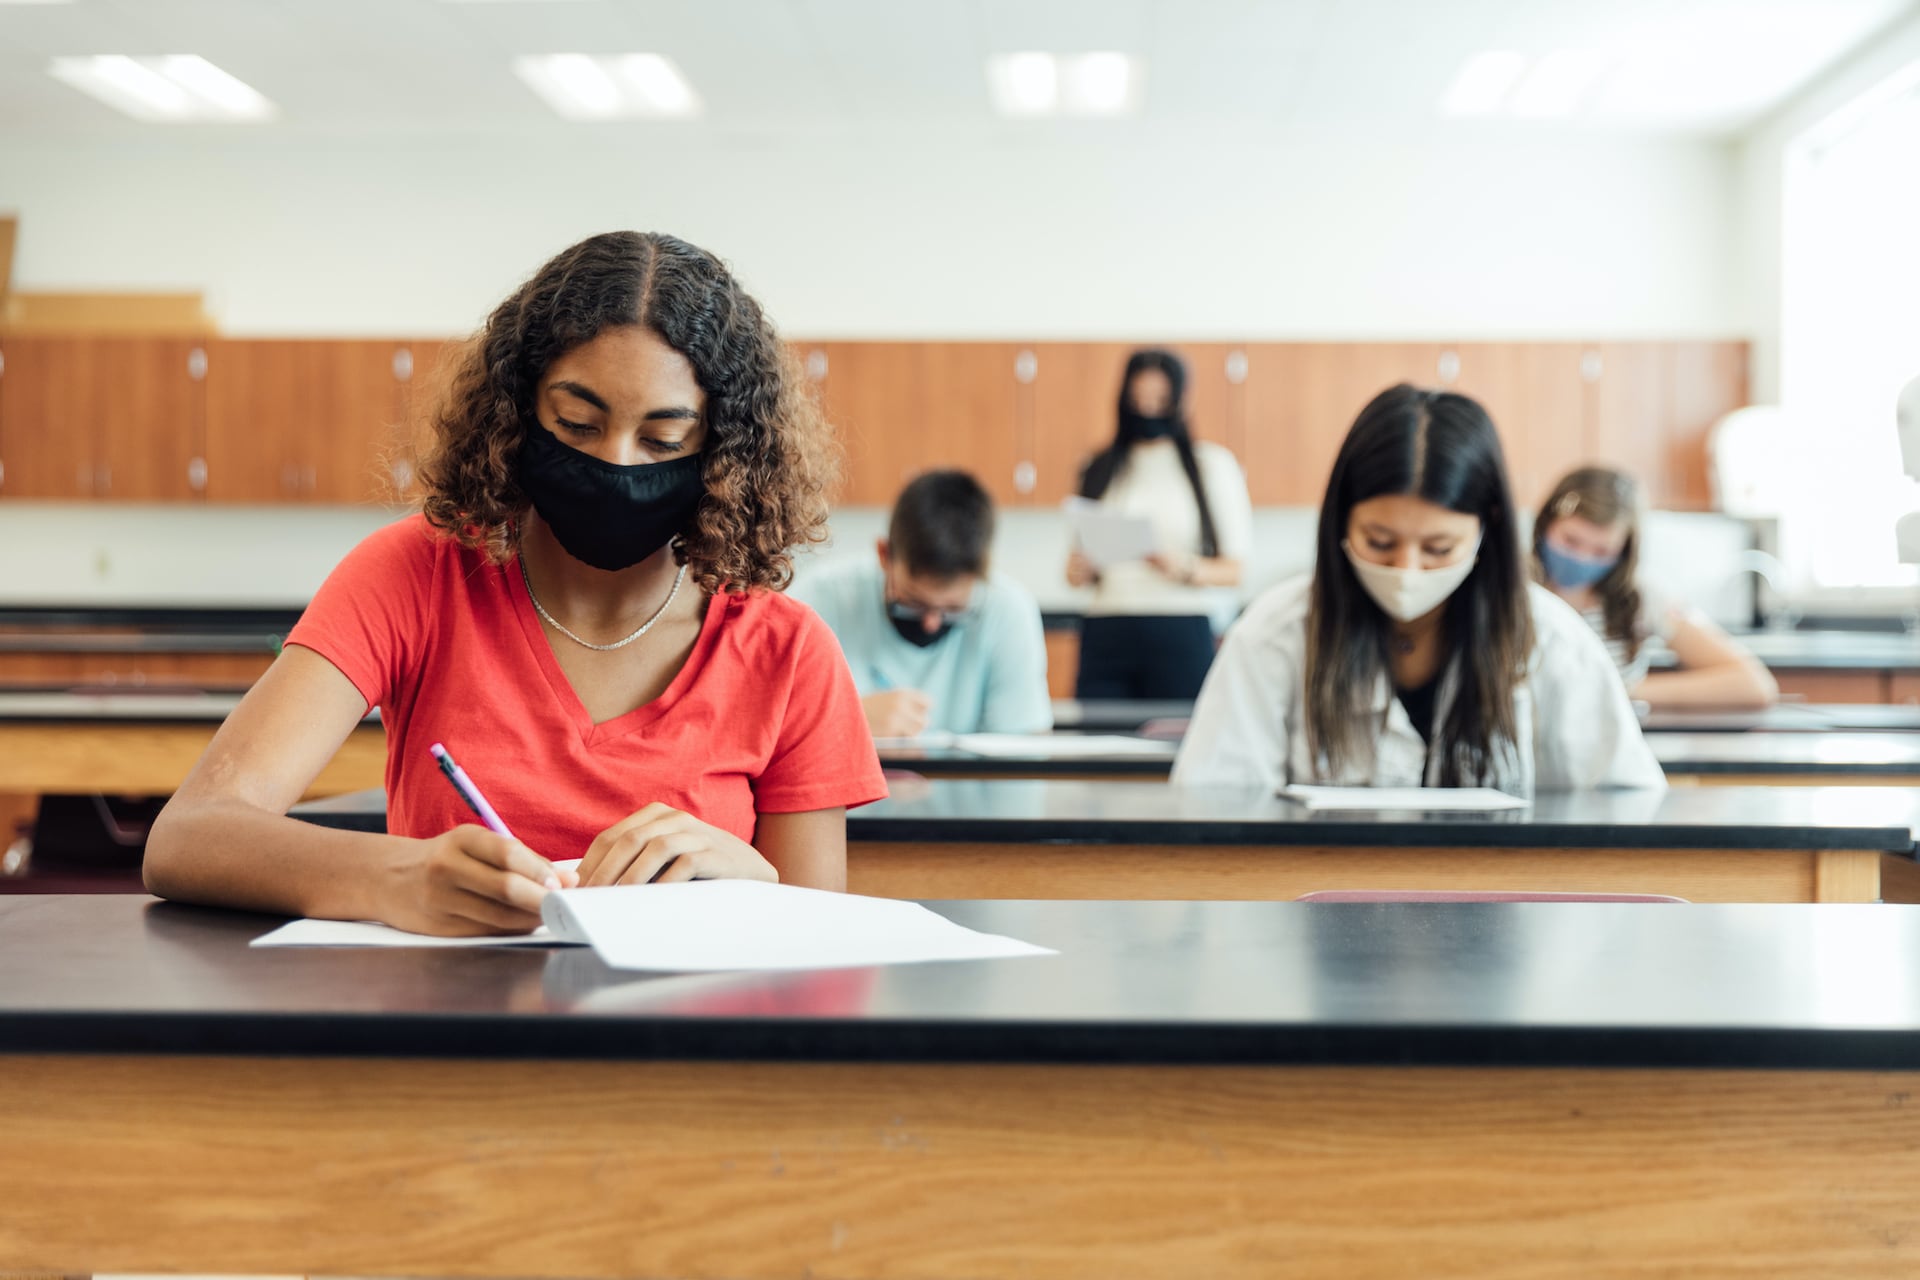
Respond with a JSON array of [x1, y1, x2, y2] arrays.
[[417, 230, 839, 593]]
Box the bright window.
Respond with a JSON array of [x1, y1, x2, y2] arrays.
[[1780, 62, 1920, 595]]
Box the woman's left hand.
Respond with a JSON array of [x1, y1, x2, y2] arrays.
[[577, 803, 779, 886], [1146, 551, 1197, 583]]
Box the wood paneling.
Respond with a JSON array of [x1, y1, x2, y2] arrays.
[[0, 651, 275, 687], [396, 337, 461, 502], [13, 1054, 1920, 1278], [1451, 342, 1591, 513], [0, 722, 385, 796], [1043, 628, 1080, 700], [1242, 343, 1446, 505], [1772, 671, 1891, 704], [203, 340, 408, 504], [848, 840, 1874, 904], [805, 342, 924, 506], [0, 337, 205, 500], [917, 343, 1025, 505], [1590, 342, 1746, 510]]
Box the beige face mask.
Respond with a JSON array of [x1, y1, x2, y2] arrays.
[[1342, 539, 1481, 622]]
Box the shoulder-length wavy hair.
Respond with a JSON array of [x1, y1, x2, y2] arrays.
[[1077, 347, 1221, 557], [1533, 466, 1646, 657], [1304, 384, 1534, 787], [417, 230, 838, 593]]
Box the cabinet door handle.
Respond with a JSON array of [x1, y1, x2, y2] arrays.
[[187, 347, 208, 380], [187, 457, 208, 491]]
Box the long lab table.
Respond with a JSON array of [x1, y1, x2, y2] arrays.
[[292, 781, 1920, 904], [8, 894, 1920, 1276]]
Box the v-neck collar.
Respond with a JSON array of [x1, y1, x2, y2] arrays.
[[505, 556, 727, 748]]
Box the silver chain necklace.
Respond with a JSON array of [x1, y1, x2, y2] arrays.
[[520, 559, 688, 652]]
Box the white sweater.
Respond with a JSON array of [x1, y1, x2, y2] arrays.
[[1084, 439, 1253, 618]]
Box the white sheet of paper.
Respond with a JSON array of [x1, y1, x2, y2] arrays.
[[1065, 497, 1158, 569], [251, 858, 589, 949], [871, 731, 959, 750], [542, 880, 1055, 971], [253, 878, 1055, 972], [1279, 785, 1529, 812], [953, 733, 1175, 759], [251, 919, 568, 948]]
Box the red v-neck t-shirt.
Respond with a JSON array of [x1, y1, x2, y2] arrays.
[[285, 515, 887, 862]]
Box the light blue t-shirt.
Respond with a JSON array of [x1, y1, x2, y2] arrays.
[[793, 558, 1052, 735]]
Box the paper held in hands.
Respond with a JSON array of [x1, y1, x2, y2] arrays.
[[251, 878, 1056, 971], [1064, 497, 1157, 569], [1279, 785, 1530, 813]]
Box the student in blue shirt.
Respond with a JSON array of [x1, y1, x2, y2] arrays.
[[797, 470, 1052, 739]]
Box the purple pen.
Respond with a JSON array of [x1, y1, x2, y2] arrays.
[[429, 742, 516, 840]]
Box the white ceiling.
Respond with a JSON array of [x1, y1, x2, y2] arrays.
[[0, 0, 1910, 140]]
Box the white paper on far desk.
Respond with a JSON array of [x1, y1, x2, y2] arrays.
[[1279, 785, 1529, 812], [254, 879, 1054, 972], [1064, 497, 1157, 569], [953, 733, 1174, 758]]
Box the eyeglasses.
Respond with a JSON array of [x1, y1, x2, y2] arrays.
[[885, 594, 978, 627]]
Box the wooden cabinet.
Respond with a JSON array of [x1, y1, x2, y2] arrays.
[[1589, 342, 1745, 511], [396, 338, 460, 502], [203, 340, 411, 504], [1242, 343, 1447, 505], [0, 337, 206, 500], [803, 343, 1027, 506]]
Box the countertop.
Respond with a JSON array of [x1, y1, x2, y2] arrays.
[[9, 894, 1920, 1069], [291, 781, 1920, 853]]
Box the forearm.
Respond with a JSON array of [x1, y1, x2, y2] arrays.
[[1190, 555, 1243, 588], [145, 796, 412, 921], [1633, 662, 1779, 710]]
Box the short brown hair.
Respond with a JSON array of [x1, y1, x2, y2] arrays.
[[889, 470, 995, 579], [417, 231, 838, 593]]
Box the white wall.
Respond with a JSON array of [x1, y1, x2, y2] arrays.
[[0, 127, 1741, 340], [1737, 6, 1920, 402]]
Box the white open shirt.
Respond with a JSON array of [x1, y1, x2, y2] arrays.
[[1171, 575, 1668, 796]]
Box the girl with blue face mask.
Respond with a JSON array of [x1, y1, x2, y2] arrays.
[[1533, 468, 1778, 711], [1173, 386, 1664, 796]]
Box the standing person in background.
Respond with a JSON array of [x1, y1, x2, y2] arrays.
[[1534, 467, 1778, 711], [1065, 348, 1253, 700], [1173, 385, 1662, 795], [796, 470, 1051, 739]]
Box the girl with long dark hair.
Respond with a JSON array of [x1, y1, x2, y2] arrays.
[[1066, 348, 1252, 699], [1173, 385, 1662, 794], [1534, 466, 1776, 710]]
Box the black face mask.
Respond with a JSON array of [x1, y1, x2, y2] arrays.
[[1122, 408, 1178, 441], [517, 425, 704, 572], [888, 611, 952, 648]]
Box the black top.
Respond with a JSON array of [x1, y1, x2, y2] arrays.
[[293, 781, 1920, 853], [8, 895, 1920, 1070], [1395, 679, 1439, 744]]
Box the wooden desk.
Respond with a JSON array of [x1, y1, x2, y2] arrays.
[[0, 691, 383, 796], [7, 895, 1920, 1277], [294, 781, 1920, 905]]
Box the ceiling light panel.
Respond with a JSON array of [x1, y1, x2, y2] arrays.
[[511, 53, 702, 119], [1507, 48, 1615, 118], [46, 55, 276, 121], [987, 52, 1141, 117]]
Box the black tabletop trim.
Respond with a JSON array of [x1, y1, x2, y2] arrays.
[[8, 1009, 1920, 1071]]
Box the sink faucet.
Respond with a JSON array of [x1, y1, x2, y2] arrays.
[[1732, 550, 1802, 632]]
